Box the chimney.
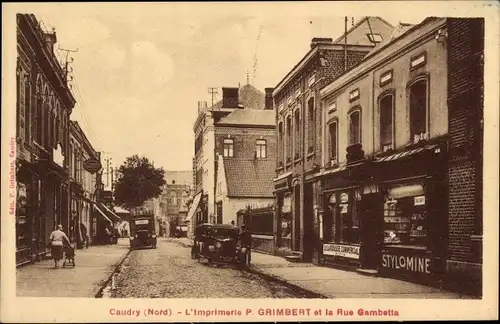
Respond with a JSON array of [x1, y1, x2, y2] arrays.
[[310, 37, 333, 49], [222, 87, 239, 108], [43, 31, 57, 53], [264, 88, 274, 110]]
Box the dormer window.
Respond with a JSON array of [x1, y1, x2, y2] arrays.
[[367, 33, 383, 43]]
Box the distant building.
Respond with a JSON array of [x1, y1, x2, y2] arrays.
[[187, 83, 273, 236], [158, 171, 192, 237]]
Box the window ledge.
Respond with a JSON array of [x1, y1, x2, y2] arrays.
[[306, 152, 315, 159], [294, 157, 303, 164]]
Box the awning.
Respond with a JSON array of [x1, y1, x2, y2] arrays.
[[185, 192, 202, 222], [100, 203, 122, 222], [374, 144, 439, 163], [94, 205, 112, 224]]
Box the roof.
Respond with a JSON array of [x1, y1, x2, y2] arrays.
[[333, 17, 395, 47], [223, 158, 275, 197], [238, 84, 265, 110], [365, 22, 415, 57], [216, 109, 275, 127]]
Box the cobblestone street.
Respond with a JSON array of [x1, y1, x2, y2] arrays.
[[109, 239, 307, 298]]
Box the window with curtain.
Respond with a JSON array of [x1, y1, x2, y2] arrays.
[[256, 139, 267, 158], [409, 79, 428, 140], [380, 94, 394, 151], [223, 138, 234, 157], [348, 109, 361, 146], [328, 121, 338, 165]]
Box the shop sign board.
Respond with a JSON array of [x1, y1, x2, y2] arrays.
[[381, 253, 431, 274], [323, 243, 360, 259]]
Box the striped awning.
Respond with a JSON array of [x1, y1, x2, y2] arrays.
[[100, 203, 122, 222], [374, 144, 439, 163], [94, 205, 112, 224]]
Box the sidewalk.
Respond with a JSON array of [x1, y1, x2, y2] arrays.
[[167, 237, 472, 299], [16, 239, 130, 297]]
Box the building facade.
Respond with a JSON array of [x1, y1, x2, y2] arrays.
[[15, 14, 76, 266], [69, 120, 101, 248], [272, 17, 394, 262], [319, 17, 449, 286], [187, 84, 268, 235], [445, 18, 484, 296], [214, 108, 277, 225]]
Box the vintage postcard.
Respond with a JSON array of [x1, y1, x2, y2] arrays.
[[1, 1, 498, 322]]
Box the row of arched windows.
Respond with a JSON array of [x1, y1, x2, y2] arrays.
[[16, 62, 69, 154]]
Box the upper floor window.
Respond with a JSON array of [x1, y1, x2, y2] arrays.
[[307, 97, 315, 152], [286, 116, 292, 160], [328, 120, 338, 165], [294, 109, 300, 158], [35, 78, 43, 144], [223, 138, 234, 157], [348, 108, 361, 146], [278, 122, 283, 165], [256, 139, 267, 159], [380, 93, 395, 152], [409, 78, 428, 140]]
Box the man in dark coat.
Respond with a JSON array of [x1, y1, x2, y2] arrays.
[[238, 225, 252, 264]]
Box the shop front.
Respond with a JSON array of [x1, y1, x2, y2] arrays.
[[374, 141, 448, 286], [319, 160, 383, 271]]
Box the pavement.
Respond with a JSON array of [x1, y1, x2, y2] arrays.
[[166, 237, 474, 299], [16, 238, 130, 298]]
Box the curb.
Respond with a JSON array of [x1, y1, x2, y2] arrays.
[[168, 238, 328, 299], [245, 266, 329, 299], [92, 248, 132, 298]]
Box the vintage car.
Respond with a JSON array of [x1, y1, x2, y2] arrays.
[[129, 216, 157, 249], [191, 223, 246, 266]]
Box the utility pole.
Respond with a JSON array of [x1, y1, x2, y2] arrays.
[[207, 87, 218, 109], [58, 47, 78, 82]]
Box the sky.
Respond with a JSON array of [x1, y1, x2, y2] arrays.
[[12, 2, 446, 173]]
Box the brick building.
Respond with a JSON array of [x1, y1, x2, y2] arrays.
[[15, 14, 76, 266], [214, 108, 276, 225], [445, 18, 484, 296], [186, 84, 271, 236], [272, 17, 394, 261]]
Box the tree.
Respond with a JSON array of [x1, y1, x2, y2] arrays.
[[113, 155, 166, 209]]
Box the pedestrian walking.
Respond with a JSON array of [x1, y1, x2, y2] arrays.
[[49, 224, 71, 268]]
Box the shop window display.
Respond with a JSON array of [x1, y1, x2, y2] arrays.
[[16, 182, 29, 249], [383, 188, 427, 247]]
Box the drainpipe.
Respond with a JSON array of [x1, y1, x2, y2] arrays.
[[300, 76, 306, 259]]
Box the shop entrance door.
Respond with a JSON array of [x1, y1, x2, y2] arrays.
[[359, 193, 383, 269]]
